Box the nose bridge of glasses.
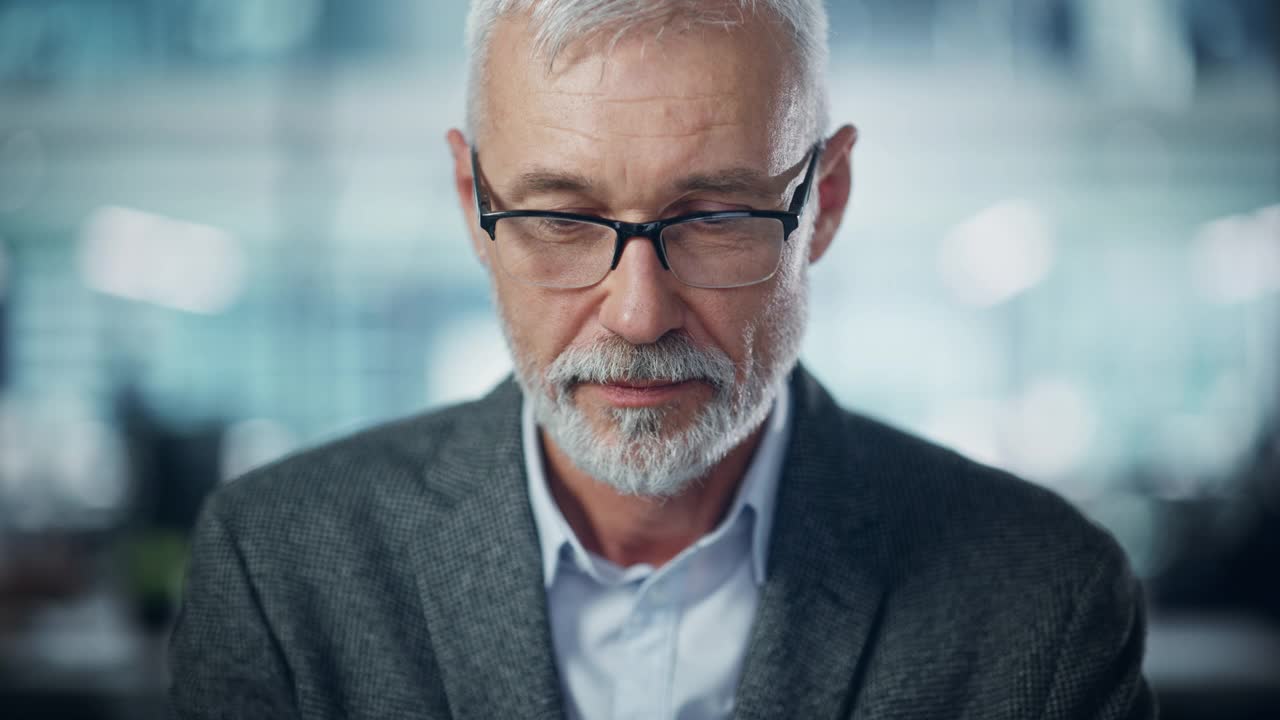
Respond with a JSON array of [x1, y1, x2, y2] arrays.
[[608, 220, 671, 271]]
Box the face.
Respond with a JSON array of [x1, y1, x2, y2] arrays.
[[449, 10, 851, 496]]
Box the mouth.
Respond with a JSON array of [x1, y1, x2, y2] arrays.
[[580, 378, 701, 408]]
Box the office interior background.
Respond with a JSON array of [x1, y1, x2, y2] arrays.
[[0, 0, 1277, 717]]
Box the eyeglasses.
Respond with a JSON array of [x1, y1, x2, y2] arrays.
[[471, 141, 825, 289]]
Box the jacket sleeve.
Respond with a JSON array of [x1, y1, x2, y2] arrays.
[[168, 491, 303, 719], [1038, 544, 1158, 720]]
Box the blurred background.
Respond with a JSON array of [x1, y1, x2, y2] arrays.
[[0, 0, 1276, 717]]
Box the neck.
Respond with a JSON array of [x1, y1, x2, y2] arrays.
[[541, 424, 766, 568]]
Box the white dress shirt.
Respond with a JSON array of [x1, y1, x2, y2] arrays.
[[522, 383, 790, 720]]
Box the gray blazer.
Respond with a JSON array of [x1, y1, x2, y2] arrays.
[[169, 367, 1155, 719]]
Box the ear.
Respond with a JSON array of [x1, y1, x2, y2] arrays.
[[808, 123, 857, 264], [446, 128, 491, 267]]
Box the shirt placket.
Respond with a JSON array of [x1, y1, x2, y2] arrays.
[[612, 563, 687, 720]]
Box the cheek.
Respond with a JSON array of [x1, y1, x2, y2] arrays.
[[686, 293, 767, 373], [494, 280, 591, 368], [759, 267, 810, 358], [726, 270, 809, 376]]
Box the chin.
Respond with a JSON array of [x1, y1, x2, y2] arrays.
[[545, 396, 732, 497]]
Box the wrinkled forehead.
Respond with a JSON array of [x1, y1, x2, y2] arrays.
[[476, 9, 809, 173]]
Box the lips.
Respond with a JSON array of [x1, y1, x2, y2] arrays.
[[584, 379, 700, 408]]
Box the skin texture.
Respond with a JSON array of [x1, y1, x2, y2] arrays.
[[448, 9, 857, 567]]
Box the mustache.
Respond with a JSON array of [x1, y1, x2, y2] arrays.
[[544, 333, 735, 390]]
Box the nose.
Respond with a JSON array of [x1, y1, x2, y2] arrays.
[[597, 235, 685, 345]]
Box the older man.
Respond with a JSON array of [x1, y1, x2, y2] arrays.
[[169, 1, 1154, 718]]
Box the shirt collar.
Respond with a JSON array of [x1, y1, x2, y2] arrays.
[[523, 381, 790, 589]]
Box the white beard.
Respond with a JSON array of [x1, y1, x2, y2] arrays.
[[528, 333, 766, 497], [501, 312, 805, 498]]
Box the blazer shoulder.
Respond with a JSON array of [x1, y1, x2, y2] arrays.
[[205, 383, 519, 539], [836, 406, 1128, 580]]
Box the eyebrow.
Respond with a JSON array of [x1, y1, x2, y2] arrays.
[[501, 168, 595, 205], [675, 167, 778, 200]]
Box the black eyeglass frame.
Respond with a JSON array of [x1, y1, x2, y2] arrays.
[[470, 140, 826, 288]]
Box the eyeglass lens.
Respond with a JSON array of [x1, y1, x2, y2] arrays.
[[492, 216, 786, 289]]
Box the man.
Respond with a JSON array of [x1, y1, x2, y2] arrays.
[[169, 1, 1155, 718]]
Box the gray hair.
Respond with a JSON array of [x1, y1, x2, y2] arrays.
[[464, 0, 830, 144]]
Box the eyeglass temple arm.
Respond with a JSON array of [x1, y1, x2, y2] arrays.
[[787, 140, 826, 215], [471, 146, 492, 217]]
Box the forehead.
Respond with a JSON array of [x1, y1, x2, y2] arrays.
[[478, 11, 806, 177]]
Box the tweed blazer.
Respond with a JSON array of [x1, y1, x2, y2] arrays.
[[168, 367, 1155, 719]]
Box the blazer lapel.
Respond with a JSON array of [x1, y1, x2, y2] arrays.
[[408, 380, 565, 720], [732, 368, 889, 720]]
